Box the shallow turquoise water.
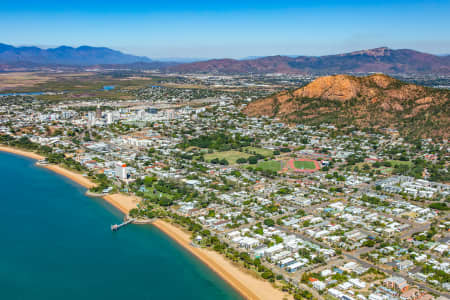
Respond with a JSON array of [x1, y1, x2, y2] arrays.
[[0, 152, 242, 300]]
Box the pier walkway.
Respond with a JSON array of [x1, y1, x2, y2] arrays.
[[111, 218, 136, 231]]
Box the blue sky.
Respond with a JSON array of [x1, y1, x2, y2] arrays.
[[1, 0, 449, 58]]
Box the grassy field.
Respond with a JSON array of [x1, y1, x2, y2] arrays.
[[143, 187, 173, 200], [385, 160, 414, 167], [0, 72, 52, 91], [204, 150, 250, 164], [243, 146, 273, 157], [1, 72, 158, 94], [354, 160, 413, 174], [256, 160, 282, 172], [379, 160, 414, 175], [293, 160, 316, 170]]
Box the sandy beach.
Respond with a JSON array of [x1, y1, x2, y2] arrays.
[[0, 146, 45, 160], [0, 145, 288, 299], [103, 194, 139, 214], [0, 146, 138, 214], [45, 164, 97, 189], [0, 146, 97, 189], [153, 219, 291, 300]]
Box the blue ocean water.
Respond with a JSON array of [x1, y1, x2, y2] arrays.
[[0, 152, 242, 300]]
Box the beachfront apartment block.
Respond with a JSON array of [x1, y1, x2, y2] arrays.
[[115, 162, 129, 180]]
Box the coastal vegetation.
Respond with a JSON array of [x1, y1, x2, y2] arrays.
[[0, 136, 115, 191], [2, 69, 449, 300], [166, 214, 298, 292], [0, 135, 87, 172]]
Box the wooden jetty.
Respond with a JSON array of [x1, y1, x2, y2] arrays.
[[111, 218, 136, 232]]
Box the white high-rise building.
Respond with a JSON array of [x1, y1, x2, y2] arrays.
[[115, 162, 128, 180], [106, 112, 113, 124], [137, 109, 145, 120], [87, 111, 96, 126]]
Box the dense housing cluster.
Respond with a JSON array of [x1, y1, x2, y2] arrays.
[[0, 73, 449, 300]]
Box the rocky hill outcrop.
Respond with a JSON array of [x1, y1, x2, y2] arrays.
[[244, 74, 449, 139]]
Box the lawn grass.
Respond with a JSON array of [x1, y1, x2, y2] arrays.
[[204, 150, 250, 164], [293, 160, 316, 170], [143, 187, 173, 200], [243, 146, 273, 157], [379, 160, 414, 175], [386, 160, 414, 167], [256, 160, 282, 172]]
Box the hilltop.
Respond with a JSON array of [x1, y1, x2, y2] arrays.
[[169, 47, 450, 75], [243, 74, 450, 139], [0, 43, 152, 66], [1, 45, 449, 75]]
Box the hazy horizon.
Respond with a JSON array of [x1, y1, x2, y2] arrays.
[[1, 0, 450, 59], [2, 43, 449, 61]]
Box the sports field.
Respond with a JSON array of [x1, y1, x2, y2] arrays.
[[288, 158, 320, 172], [256, 160, 282, 172], [293, 160, 316, 170]]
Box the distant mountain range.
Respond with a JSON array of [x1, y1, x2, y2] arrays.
[[0, 44, 449, 75], [0, 44, 152, 66], [168, 47, 450, 75]]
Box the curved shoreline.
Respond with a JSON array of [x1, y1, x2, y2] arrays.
[[153, 219, 290, 300], [0, 146, 290, 300], [0, 146, 45, 160], [0, 146, 95, 188], [0, 146, 136, 214]]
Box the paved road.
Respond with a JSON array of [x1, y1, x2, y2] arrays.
[[275, 225, 450, 298], [343, 253, 450, 298], [261, 261, 324, 300], [400, 223, 431, 238]]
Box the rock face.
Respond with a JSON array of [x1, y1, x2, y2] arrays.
[[243, 74, 450, 139], [293, 75, 363, 101]]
